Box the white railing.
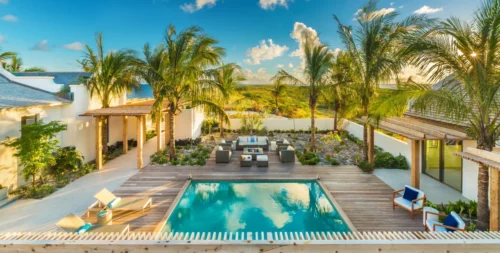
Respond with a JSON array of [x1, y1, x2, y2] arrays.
[[1, 231, 500, 244]]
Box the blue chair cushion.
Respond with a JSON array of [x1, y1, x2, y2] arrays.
[[443, 214, 459, 232], [402, 187, 419, 202], [76, 223, 92, 234], [250, 137, 255, 143]]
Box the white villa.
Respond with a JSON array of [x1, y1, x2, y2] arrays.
[[0, 67, 204, 190]]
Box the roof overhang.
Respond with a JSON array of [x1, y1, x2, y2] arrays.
[[456, 148, 500, 170], [80, 99, 169, 117]]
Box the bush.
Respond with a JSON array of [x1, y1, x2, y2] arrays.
[[297, 151, 320, 165], [48, 147, 84, 181], [374, 152, 409, 170], [150, 150, 168, 164], [358, 160, 373, 173], [171, 159, 180, 166], [13, 184, 57, 199], [394, 154, 409, 170], [175, 138, 201, 146]]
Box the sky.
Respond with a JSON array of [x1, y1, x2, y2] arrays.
[[0, 0, 480, 84]]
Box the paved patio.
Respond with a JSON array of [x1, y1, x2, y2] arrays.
[[0, 134, 161, 233], [83, 149, 424, 233], [374, 169, 468, 204]]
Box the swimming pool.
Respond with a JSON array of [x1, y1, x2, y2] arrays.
[[161, 180, 352, 233]]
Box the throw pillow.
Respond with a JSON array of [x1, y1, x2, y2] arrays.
[[443, 214, 459, 232], [402, 186, 419, 202]]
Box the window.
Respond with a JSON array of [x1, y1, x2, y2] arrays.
[[21, 114, 39, 126], [422, 140, 463, 191]]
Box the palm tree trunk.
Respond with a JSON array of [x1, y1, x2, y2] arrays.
[[219, 114, 224, 138], [102, 116, 109, 154], [362, 105, 368, 161], [333, 102, 339, 132], [477, 164, 490, 230], [311, 103, 317, 152], [168, 110, 176, 160], [275, 97, 279, 114]]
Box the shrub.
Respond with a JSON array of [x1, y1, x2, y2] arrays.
[[150, 150, 168, 164], [48, 147, 84, 181], [145, 130, 156, 141], [13, 184, 57, 199], [374, 152, 397, 168], [171, 159, 180, 166], [298, 152, 320, 165], [358, 160, 373, 173], [175, 138, 201, 146], [394, 154, 409, 170]]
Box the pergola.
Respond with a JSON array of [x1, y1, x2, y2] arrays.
[[455, 148, 500, 231], [80, 100, 170, 170], [360, 116, 470, 189]]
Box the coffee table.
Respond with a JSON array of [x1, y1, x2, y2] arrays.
[[243, 147, 264, 160]]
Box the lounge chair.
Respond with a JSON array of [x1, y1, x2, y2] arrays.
[[424, 211, 466, 232], [392, 185, 426, 219], [88, 188, 152, 216], [219, 139, 234, 150], [215, 146, 232, 163], [56, 213, 129, 234], [279, 146, 296, 163]]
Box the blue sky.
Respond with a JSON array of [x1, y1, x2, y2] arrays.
[[0, 0, 479, 83]]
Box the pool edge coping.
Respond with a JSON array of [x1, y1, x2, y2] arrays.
[[153, 177, 357, 233]]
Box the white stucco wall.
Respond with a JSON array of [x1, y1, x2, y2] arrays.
[[174, 107, 205, 140], [462, 140, 479, 200], [227, 118, 335, 131]]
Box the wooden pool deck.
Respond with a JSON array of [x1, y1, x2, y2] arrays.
[[84, 149, 424, 232]]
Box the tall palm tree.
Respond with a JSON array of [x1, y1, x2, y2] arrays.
[[0, 49, 15, 64], [153, 25, 227, 159], [202, 63, 245, 137], [79, 33, 139, 154], [334, 0, 432, 161], [376, 0, 500, 230], [326, 51, 358, 132], [273, 38, 334, 151], [270, 80, 287, 114]]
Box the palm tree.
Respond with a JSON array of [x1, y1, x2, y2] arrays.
[[79, 33, 139, 154], [202, 63, 245, 137], [153, 25, 227, 159], [334, 0, 432, 161], [326, 51, 358, 132], [270, 80, 287, 114], [5, 55, 23, 72], [385, 0, 500, 230], [273, 38, 334, 151], [0, 49, 15, 64]]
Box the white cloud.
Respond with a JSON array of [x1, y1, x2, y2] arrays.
[[2, 14, 18, 22], [259, 0, 291, 10], [277, 64, 284, 68], [373, 8, 395, 16], [288, 63, 293, 68], [242, 68, 273, 84], [181, 0, 217, 13], [353, 9, 363, 16], [414, 6, 443, 14], [245, 39, 288, 65], [63, 42, 85, 51], [31, 40, 50, 51], [289, 22, 319, 58], [0, 34, 4, 44], [390, 2, 395, 6], [0, 0, 8, 4]]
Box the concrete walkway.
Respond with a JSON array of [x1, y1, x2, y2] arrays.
[[0, 135, 161, 233], [374, 168, 468, 204]]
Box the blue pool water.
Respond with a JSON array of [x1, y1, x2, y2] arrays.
[[163, 180, 351, 233]]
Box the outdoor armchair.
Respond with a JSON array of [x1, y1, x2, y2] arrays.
[[215, 146, 232, 163], [424, 211, 466, 232], [392, 185, 426, 219], [88, 188, 152, 216], [279, 146, 296, 163], [56, 213, 129, 234]]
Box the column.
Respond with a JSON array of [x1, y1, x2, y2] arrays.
[[137, 115, 144, 169], [95, 116, 103, 170], [142, 115, 147, 144], [122, 116, 128, 154], [411, 139, 421, 189], [156, 115, 162, 151], [491, 167, 500, 231]]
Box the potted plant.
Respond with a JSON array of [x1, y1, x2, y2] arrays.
[[0, 184, 8, 201]]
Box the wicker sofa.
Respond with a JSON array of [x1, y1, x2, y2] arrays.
[[236, 136, 269, 150], [215, 146, 232, 163]]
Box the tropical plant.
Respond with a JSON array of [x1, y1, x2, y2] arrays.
[[371, 0, 500, 230], [334, 0, 432, 161], [0, 48, 15, 64], [4, 55, 23, 72], [152, 25, 226, 159], [3, 121, 67, 185], [270, 80, 287, 114], [273, 37, 335, 151], [79, 33, 139, 154], [202, 63, 245, 137], [240, 114, 264, 134]]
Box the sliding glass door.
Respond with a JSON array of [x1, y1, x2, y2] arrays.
[[422, 140, 463, 191]]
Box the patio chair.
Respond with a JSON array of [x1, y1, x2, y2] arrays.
[[219, 139, 234, 150], [56, 213, 129, 234], [424, 211, 466, 232], [88, 188, 152, 216], [279, 146, 296, 163], [276, 139, 290, 154], [215, 146, 232, 163], [392, 185, 426, 219]]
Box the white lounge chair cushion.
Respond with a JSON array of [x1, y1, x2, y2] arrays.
[[241, 155, 252, 161], [394, 196, 424, 210], [220, 140, 226, 144], [426, 220, 448, 232], [257, 137, 267, 145], [257, 155, 268, 161], [450, 211, 466, 230], [287, 146, 294, 151], [238, 136, 248, 142], [217, 146, 223, 151]]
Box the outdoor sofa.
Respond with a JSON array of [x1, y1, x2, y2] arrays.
[[215, 145, 232, 163], [236, 136, 269, 150], [56, 213, 129, 234], [88, 188, 152, 216], [392, 185, 426, 219]]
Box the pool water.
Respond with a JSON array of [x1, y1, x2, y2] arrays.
[[163, 180, 350, 233]]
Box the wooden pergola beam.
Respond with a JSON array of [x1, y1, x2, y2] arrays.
[[401, 116, 469, 139], [385, 117, 447, 138], [492, 168, 500, 231]]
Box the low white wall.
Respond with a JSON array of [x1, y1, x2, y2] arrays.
[[175, 108, 205, 140], [227, 118, 334, 131], [342, 120, 412, 164], [462, 140, 479, 200]]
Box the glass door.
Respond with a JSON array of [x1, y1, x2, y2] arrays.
[[423, 140, 462, 191]]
